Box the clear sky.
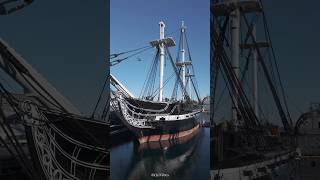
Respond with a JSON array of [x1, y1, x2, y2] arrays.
[[260, 1, 320, 120], [110, 0, 210, 99], [0, 1, 107, 115], [0, 1, 319, 121]]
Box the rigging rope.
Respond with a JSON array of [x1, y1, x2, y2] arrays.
[[150, 71, 176, 100], [259, 0, 292, 125], [213, 15, 267, 146], [91, 76, 108, 118], [109, 45, 151, 59], [140, 49, 160, 99], [110, 46, 153, 66], [0, 83, 39, 179], [242, 13, 291, 132], [171, 68, 182, 100], [165, 45, 190, 100], [185, 31, 201, 102]]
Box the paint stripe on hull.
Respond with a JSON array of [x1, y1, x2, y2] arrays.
[[138, 124, 200, 144]]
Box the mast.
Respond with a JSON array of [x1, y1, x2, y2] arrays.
[[150, 21, 175, 102], [180, 21, 186, 100], [188, 69, 192, 100], [159, 21, 165, 102], [231, 0, 240, 124], [252, 26, 259, 118], [177, 21, 195, 102]]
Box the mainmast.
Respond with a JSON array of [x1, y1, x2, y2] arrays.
[[188, 69, 192, 100], [212, 0, 264, 126], [180, 21, 186, 100], [159, 21, 165, 102], [252, 26, 259, 118], [230, 0, 241, 124], [149, 21, 175, 102]]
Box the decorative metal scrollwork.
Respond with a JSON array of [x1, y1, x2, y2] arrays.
[[21, 101, 108, 180]]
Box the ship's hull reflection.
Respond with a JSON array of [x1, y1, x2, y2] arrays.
[[127, 128, 200, 180], [111, 113, 210, 180], [111, 127, 210, 180]]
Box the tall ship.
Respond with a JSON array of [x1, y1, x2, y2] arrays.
[[210, 0, 296, 179], [110, 21, 203, 144]]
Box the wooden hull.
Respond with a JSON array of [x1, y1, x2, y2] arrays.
[[22, 102, 109, 180]]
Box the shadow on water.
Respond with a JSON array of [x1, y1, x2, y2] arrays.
[[111, 127, 210, 180]]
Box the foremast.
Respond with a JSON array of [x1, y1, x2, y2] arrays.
[[159, 21, 165, 102], [149, 21, 175, 102]]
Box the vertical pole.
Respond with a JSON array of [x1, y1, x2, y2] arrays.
[[252, 26, 259, 118], [231, 5, 240, 123], [189, 69, 192, 100], [181, 21, 186, 100], [159, 21, 165, 102]]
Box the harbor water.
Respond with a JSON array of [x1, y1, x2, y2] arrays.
[[110, 114, 210, 180]]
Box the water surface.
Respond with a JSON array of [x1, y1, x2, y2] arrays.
[[111, 127, 210, 180]]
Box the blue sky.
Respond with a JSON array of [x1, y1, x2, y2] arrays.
[[110, 0, 210, 99], [0, 0, 319, 121]]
